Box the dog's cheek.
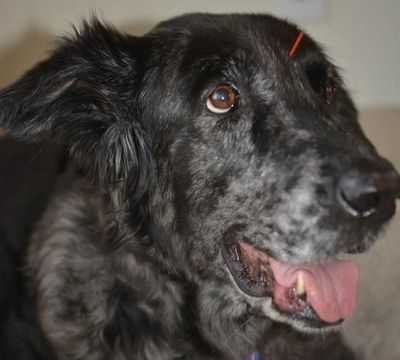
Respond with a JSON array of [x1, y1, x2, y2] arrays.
[[175, 173, 236, 275]]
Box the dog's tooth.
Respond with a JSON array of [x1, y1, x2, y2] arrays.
[[229, 244, 240, 262], [296, 272, 305, 297]]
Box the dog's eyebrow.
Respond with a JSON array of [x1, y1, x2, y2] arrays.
[[288, 31, 305, 59]]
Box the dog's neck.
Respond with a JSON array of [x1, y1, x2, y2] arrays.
[[83, 179, 270, 359]]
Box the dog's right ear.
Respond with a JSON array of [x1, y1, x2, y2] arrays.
[[0, 19, 152, 195]]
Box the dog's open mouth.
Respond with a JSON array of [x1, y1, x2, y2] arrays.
[[222, 237, 360, 328]]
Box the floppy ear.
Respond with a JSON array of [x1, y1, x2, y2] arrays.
[[0, 19, 152, 196]]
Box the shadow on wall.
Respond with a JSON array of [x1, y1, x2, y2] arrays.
[[0, 29, 53, 88], [0, 20, 155, 90], [0, 29, 54, 135]]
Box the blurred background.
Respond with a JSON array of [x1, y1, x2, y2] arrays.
[[0, 0, 399, 359]]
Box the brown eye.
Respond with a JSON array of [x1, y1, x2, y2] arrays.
[[206, 84, 240, 114], [306, 62, 336, 105]]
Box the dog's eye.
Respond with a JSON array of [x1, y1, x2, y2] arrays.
[[306, 62, 336, 105], [206, 84, 240, 114]]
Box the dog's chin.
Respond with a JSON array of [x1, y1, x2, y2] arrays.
[[222, 238, 360, 333]]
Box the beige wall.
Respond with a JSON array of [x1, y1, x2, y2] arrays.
[[344, 109, 400, 359], [0, 0, 399, 108]]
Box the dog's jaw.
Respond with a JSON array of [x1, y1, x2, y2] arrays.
[[221, 237, 359, 332]]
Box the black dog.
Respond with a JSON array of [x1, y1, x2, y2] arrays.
[[0, 13, 399, 359]]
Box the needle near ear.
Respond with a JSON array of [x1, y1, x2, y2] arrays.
[[288, 31, 304, 59]]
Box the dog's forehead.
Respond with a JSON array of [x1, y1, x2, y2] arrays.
[[149, 13, 322, 62]]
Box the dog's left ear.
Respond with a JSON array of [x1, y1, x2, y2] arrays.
[[0, 19, 152, 195]]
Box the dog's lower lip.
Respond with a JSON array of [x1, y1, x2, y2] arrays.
[[276, 304, 344, 328]]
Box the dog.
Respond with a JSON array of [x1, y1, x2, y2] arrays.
[[0, 13, 399, 360]]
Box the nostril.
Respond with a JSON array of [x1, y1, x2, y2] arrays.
[[337, 167, 399, 218], [338, 184, 380, 218], [335, 158, 400, 221]]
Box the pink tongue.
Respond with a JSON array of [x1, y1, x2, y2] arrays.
[[269, 258, 360, 323]]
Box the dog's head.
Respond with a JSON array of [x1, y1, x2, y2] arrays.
[[1, 14, 399, 338]]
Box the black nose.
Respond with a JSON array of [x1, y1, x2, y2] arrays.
[[338, 164, 400, 218]]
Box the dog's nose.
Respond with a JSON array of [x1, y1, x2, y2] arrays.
[[337, 163, 400, 219]]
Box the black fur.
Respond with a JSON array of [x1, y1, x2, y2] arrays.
[[0, 137, 62, 359], [0, 13, 398, 359]]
